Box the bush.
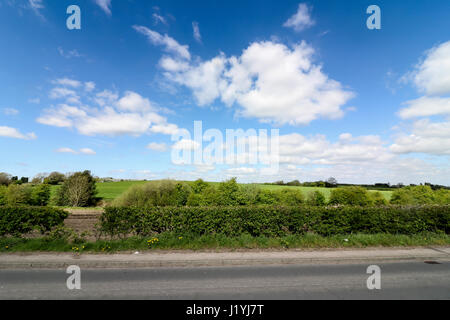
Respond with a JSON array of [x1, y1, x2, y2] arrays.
[[44, 172, 66, 185], [113, 180, 192, 207], [30, 184, 51, 206], [0, 206, 68, 236], [390, 186, 450, 205], [0, 173, 11, 186], [4, 184, 32, 206], [99, 205, 450, 238], [329, 187, 373, 206], [369, 191, 389, 206], [306, 191, 326, 206], [56, 171, 98, 207]]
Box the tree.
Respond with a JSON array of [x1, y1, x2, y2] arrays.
[[44, 172, 66, 185], [326, 177, 338, 188], [56, 171, 98, 207], [0, 173, 11, 186]]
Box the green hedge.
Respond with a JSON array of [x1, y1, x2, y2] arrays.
[[0, 206, 68, 236], [99, 205, 450, 238]]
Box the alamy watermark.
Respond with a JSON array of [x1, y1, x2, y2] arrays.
[[366, 265, 381, 290], [66, 265, 81, 290], [171, 121, 280, 174]]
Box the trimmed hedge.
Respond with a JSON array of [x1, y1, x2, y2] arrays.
[[99, 205, 450, 238], [0, 206, 68, 236]]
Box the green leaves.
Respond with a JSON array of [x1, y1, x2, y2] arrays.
[[0, 206, 68, 236], [99, 205, 450, 238]]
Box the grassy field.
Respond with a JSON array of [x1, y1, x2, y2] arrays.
[[50, 180, 393, 205]]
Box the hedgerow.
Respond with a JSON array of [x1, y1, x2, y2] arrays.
[[0, 206, 68, 236], [99, 205, 450, 238]]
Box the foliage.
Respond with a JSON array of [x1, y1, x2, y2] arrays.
[[99, 205, 450, 238], [113, 180, 192, 207], [390, 186, 450, 205], [0, 206, 68, 236], [0, 173, 12, 186], [56, 171, 98, 207], [329, 186, 374, 206], [44, 172, 66, 185], [306, 191, 327, 206]]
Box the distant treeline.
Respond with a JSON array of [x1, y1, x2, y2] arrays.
[[264, 179, 450, 191]]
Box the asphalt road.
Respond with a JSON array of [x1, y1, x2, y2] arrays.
[[0, 261, 449, 300]]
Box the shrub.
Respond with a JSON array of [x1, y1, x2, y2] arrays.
[[56, 171, 98, 207], [44, 172, 66, 185], [30, 184, 51, 206], [99, 205, 450, 238], [217, 178, 248, 205], [0, 173, 11, 186], [0, 186, 7, 205], [390, 186, 450, 205], [306, 191, 326, 206], [329, 187, 373, 206], [0, 206, 68, 236], [5, 184, 32, 206], [274, 189, 304, 206], [113, 180, 192, 207], [369, 192, 388, 206]]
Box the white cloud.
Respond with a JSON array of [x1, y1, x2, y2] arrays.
[[390, 119, 450, 155], [133, 25, 191, 60], [412, 41, 450, 96], [192, 21, 202, 43], [38, 81, 178, 137], [94, 0, 112, 16], [283, 3, 315, 32], [58, 47, 83, 59], [55, 147, 78, 154], [55, 148, 96, 155], [398, 96, 450, 119], [152, 13, 167, 25], [28, 0, 44, 18], [84, 81, 96, 92], [162, 41, 353, 125], [80, 148, 96, 155], [0, 126, 36, 140], [147, 142, 168, 152], [2, 108, 19, 116], [172, 139, 200, 151], [52, 78, 82, 88]]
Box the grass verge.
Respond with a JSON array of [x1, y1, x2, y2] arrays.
[[0, 232, 448, 253]]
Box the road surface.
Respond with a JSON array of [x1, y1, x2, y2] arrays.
[[0, 261, 449, 299]]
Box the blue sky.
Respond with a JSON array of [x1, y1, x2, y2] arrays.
[[0, 0, 449, 184]]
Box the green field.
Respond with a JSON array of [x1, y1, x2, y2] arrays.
[[50, 180, 393, 205]]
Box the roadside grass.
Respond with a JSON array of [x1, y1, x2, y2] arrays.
[[1, 233, 448, 253]]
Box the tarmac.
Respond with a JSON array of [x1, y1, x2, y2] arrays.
[[1, 246, 449, 269]]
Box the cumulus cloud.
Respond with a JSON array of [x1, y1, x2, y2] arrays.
[[133, 25, 191, 60], [94, 0, 112, 16], [0, 126, 36, 140], [37, 80, 179, 137], [162, 41, 353, 125], [390, 119, 450, 155], [393, 41, 450, 157], [398, 96, 450, 119], [283, 3, 315, 32], [412, 41, 450, 96]]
